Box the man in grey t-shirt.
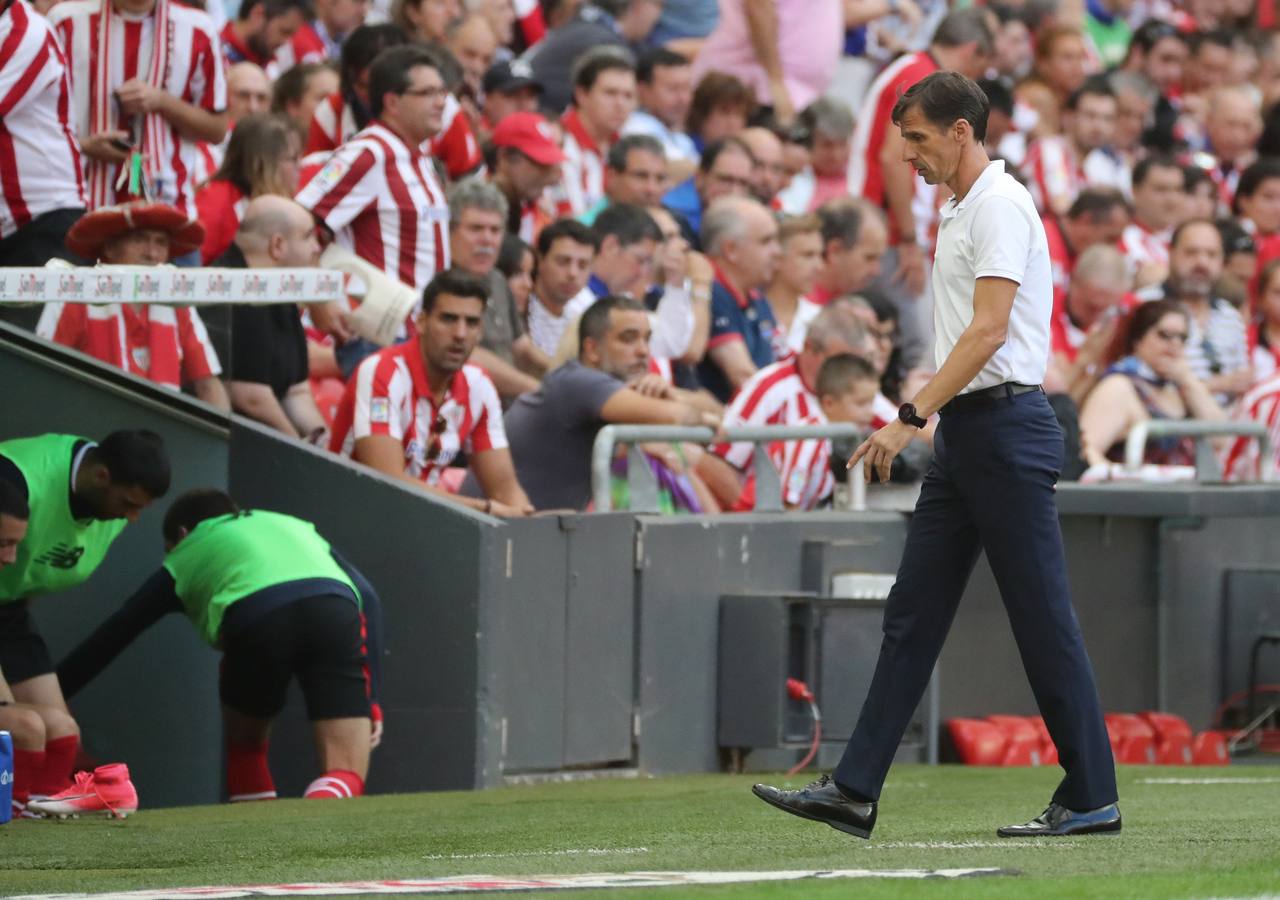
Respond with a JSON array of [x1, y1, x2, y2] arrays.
[[504, 295, 716, 509]]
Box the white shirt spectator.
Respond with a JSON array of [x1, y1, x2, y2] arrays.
[[1135, 284, 1249, 388], [933, 159, 1052, 393], [622, 109, 699, 166]]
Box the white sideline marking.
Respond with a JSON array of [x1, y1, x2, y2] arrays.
[[1137, 777, 1280, 785], [422, 847, 649, 861], [867, 841, 1078, 850], [9, 868, 1014, 899]]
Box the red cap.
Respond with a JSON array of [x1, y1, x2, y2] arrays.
[[66, 201, 204, 261], [491, 112, 566, 166]]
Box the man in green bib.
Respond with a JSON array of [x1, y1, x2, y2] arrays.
[[54, 488, 385, 808], [0, 430, 171, 804]]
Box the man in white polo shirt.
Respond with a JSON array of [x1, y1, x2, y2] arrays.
[[753, 72, 1118, 840]]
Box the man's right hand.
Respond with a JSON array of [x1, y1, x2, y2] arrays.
[[308, 301, 354, 343], [80, 131, 132, 164], [894, 241, 926, 296]]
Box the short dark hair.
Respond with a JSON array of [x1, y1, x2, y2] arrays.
[[816, 198, 865, 252], [1066, 187, 1129, 221], [815, 353, 877, 398], [1065, 75, 1115, 111], [1120, 298, 1188, 357], [1170, 217, 1223, 252], [0, 478, 29, 521], [931, 6, 995, 54], [1190, 27, 1235, 55], [237, 0, 311, 22], [369, 45, 433, 121], [1218, 218, 1256, 257], [341, 24, 408, 99], [497, 233, 532, 279], [162, 489, 239, 546], [578, 294, 647, 358], [592, 203, 662, 248], [572, 47, 635, 93], [891, 71, 990, 143], [636, 47, 689, 84], [606, 134, 664, 172], [536, 217, 599, 258], [272, 61, 337, 116], [977, 78, 1014, 118], [697, 136, 753, 175], [1183, 163, 1215, 195], [91, 430, 171, 498], [1132, 154, 1184, 189], [1233, 158, 1280, 212], [422, 268, 490, 313], [1128, 19, 1187, 57]]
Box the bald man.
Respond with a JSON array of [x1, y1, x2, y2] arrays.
[[225, 196, 328, 441], [447, 15, 499, 98], [1203, 86, 1262, 198], [740, 127, 786, 207], [227, 62, 273, 122]]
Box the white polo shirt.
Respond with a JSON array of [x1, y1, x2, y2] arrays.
[[932, 159, 1053, 394]]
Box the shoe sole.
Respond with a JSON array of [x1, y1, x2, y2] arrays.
[[35, 807, 137, 821], [996, 820, 1122, 838], [750, 786, 872, 840]]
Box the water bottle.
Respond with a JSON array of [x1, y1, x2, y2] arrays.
[[0, 730, 13, 825]]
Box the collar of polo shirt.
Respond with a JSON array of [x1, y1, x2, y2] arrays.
[[941, 160, 1007, 218]]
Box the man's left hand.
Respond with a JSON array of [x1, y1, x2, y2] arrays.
[[847, 419, 917, 484], [115, 79, 167, 117]]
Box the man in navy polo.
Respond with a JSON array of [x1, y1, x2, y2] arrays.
[[697, 196, 781, 402]]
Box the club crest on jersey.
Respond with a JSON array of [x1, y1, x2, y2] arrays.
[[369, 397, 390, 424], [319, 159, 349, 187]]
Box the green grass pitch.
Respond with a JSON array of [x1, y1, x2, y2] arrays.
[[3, 765, 1280, 898]]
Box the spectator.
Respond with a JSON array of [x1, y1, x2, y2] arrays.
[[0, 0, 87, 331], [522, 0, 659, 113], [1083, 0, 1131, 69], [272, 62, 341, 142], [498, 234, 535, 321], [503, 295, 716, 510], [1183, 165, 1220, 221], [489, 111, 566, 243], [275, 0, 371, 70], [1234, 159, 1280, 256], [686, 71, 755, 151], [390, 0, 457, 43], [447, 14, 498, 101], [767, 213, 824, 357], [623, 48, 699, 181], [1119, 20, 1188, 152], [1030, 23, 1091, 110], [779, 97, 854, 214], [989, 2, 1033, 80], [663, 136, 754, 248], [197, 114, 302, 265], [691, 0, 843, 123], [297, 46, 451, 322], [1222, 368, 1280, 481], [1248, 257, 1280, 382], [330, 269, 534, 516], [739, 127, 787, 208], [1024, 78, 1124, 217], [697, 195, 781, 402], [446, 178, 543, 397], [1197, 86, 1262, 208], [1184, 28, 1235, 98], [37, 203, 229, 411], [649, 0, 718, 51], [219, 196, 329, 441], [697, 301, 870, 508], [1047, 244, 1131, 405], [648, 204, 715, 366], [476, 0, 516, 55], [1119, 155, 1184, 286], [1217, 221, 1257, 309], [226, 62, 273, 122], [848, 8, 994, 304], [553, 48, 638, 218], [479, 59, 543, 138], [49, 0, 229, 221], [978, 78, 1016, 161], [1136, 220, 1251, 402], [809, 198, 888, 306], [527, 218, 598, 357], [581, 134, 668, 225], [1043, 187, 1131, 307], [304, 24, 406, 156], [1079, 299, 1224, 468], [578, 202, 663, 303], [221, 0, 309, 69], [1106, 70, 1159, 170]]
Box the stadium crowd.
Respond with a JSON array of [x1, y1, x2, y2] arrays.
[[1, 0, 1279, 524]]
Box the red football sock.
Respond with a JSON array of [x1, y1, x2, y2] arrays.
[[32, 735, 77, 797], [226, 742, 276, 802], [303, 769, 365, 799], [12, 749, 45, 805]]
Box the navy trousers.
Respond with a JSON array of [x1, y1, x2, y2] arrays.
[[834, 389, 1118, 812]]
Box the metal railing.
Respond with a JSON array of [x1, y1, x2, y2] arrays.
[[1123, 420, 1272, 481], [590, 423, 870, 513]]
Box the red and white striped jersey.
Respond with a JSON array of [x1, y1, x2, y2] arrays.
[[306, 91, 482, 180], [512, 0, 545, 46], [0, 0, 85, 239], [296, 121, 450, 301], [714, 358, 820, 469], [1119, 221, 1170, 274], [552, 107, 607, 218], [846, 50, 937, 244], [329, 335, 507, 486], [271, 19, 329, 73], [36, 300, 221, 389], [49, 0, 227, 217], [1024, 136, 1086, 216], [1222, 372, 1280, 482], [769, 410, 834, 509], [870, 391, 897, 430]]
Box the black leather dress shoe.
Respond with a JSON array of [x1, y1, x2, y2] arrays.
[[997, 802, 1122, 837], [751, 774, 877, 839]]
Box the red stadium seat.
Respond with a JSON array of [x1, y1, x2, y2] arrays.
[[1191, 730, 1231, 766], [1104, 714, 1156, 764], [1140, 712, 1194, 765], [311, 378, 345, 428], [947, 718, 1006, 766], [986, 715, 1043, 766]]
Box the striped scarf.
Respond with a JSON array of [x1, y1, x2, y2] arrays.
[[87, 0, 171, 208]]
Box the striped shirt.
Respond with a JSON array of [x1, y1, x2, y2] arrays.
[[296, 120, 450, 302], [306, 91, 482, 180], [49, 0, 226, 217], [1221, 372, 1280, 482], [770, 410, 834, 509], [553, 108, 608, 218], [271, 18, 331, 73], [1119, 221, 1170, 275], [1025, 136, 1126, 215], [1136, 285, 1248, 386], [36, 300, 221, 389], [715, 358, 819, 470], [0, 0, 85, 239], [329, 335, 507, 486]]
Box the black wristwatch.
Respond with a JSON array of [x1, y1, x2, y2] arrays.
[[898, 402, 926, 428]]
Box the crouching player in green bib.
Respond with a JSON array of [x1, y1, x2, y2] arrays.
[[48, 489, 385, 811]]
